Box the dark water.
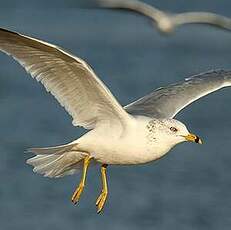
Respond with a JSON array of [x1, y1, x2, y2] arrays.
[[0, 1, 231, 229]]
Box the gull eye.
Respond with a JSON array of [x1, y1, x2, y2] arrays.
[[170, 127, 178, 132]]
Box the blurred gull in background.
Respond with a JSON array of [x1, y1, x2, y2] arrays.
[[98, 0, 231, 34]]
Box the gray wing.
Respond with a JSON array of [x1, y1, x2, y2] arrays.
[[125, 70, 231, 119], [0, 28, 131, 130]]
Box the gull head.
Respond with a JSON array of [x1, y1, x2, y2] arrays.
[[147, 119, 202, 148], [155, 17, 175, 34], [161, 119, 202, 145]]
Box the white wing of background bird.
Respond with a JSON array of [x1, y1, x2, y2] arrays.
[[0, 28, 131, 130], [125, 70, 231, 118], [99, 0, 165, 23], [172, 12, 231, 30], [98, 0, 231, 34]]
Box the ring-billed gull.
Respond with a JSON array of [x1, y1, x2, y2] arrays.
[[98, 0, 231, 34], [0, 28, 230, 213]]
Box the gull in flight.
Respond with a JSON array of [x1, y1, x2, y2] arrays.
[[0, 28, 231, 213], [98, 0, 231, 34]]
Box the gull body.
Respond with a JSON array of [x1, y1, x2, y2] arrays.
[[77, 117, 189, 165], [0, 28, 229, 213], [99, 0, 231, 34]]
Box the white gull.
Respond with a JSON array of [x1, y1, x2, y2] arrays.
[[1, 28, 230, 213]]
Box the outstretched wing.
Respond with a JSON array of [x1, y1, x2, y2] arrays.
[[173, 12, 231, 31], [0, 28, 130, 129], [125, 70, 231, 118], [98, 0, 165, 23]]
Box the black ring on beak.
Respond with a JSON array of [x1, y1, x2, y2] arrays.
[[195, 136, 200, 144]]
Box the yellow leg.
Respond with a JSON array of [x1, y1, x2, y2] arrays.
[[96, 164, 108, 213], [71, 155, 92, 204]]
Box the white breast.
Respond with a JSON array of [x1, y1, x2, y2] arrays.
[[77, 116, 172, 165]]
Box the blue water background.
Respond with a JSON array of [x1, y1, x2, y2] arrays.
[[0, 0, 231, 229]]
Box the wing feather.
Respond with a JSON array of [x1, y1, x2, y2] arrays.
[[125, 70, 231, 118], [0, 28, 130, 130]]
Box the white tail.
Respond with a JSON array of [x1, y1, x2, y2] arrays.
[[26, 143, 87, 178]]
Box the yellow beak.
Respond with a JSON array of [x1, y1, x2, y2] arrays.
[[184, 133, 203, 144]]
